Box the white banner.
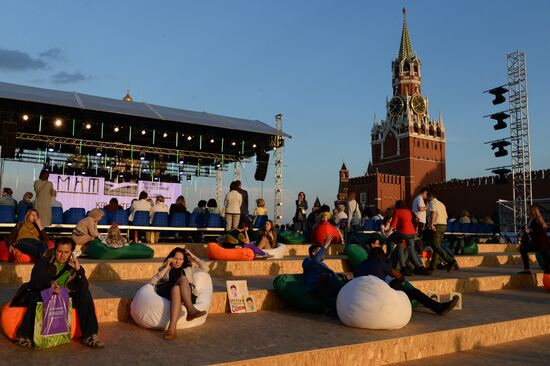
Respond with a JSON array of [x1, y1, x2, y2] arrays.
[[49, 174, 181, 211]]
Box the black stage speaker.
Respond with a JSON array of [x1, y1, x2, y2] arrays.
[[1, 121, 17, 159], [254, 152, 269, 181]]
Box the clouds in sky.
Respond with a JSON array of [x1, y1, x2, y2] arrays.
[[0, 47, 91, 85]]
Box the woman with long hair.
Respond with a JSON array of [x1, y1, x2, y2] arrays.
[[6, 208, 49, 259], [256, 219, 277, 250], [293, 192, 308, 234], [519, 205, 550, 274], [33, 169, 55, 227], [149, 247, 207, 340]]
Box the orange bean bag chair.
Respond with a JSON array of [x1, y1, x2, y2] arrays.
[[0, 241, 12, 262], [310, 221, 341, 244], [1, 303, 85, 340], [11, 240, 55, 264], [206, 243, 254, 261]]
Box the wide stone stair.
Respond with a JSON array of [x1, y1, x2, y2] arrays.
[[0, 242, 548, 365]]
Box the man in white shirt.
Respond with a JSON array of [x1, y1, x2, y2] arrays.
[[412, 187, 428, 234]]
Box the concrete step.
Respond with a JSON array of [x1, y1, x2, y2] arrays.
[[76, 242, 516, 258], [0, 288, 549, 365], [0, 267, 544, 323], [394, 334, 550, 366], [0, 253, 536, 284]]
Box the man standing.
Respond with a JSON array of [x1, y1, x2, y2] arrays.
[[412, 187, 428, 234], [426, 191, 458, 272], [235, 180, 249, 225]]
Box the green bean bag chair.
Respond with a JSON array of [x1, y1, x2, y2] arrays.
[[345, 244, 369, 270], [462, 238, 478, 255], [278, 231, 306, 244], [86, 240, 154, 260], [273, 274, 345, 313]]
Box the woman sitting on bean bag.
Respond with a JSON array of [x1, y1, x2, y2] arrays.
[[71, 208, 104, 254], [149, 248, 207, 340], [256, 220, 277, 250], [6, 208, 49, 260], [218, 220, 270, 259], [98, 224, 128, 248]]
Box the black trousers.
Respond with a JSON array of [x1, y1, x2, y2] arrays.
[[520, 242, 550, 271], [403, 286, 442, 314], [14, 239, 48, 258], [17, 288, 98, 340]]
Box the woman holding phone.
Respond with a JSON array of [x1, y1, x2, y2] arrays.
[[148, 247, 208, 340], [6, 208, 49, 260]]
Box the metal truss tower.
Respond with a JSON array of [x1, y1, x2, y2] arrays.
[[216, 167, 223, 208], [274, 114, 283, 226], [507, 50, 533, 233]]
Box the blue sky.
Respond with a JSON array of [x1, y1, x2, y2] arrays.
[[1, 1, 549, 222]]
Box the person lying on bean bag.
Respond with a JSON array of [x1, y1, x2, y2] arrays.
[[303, 234, 349, 317], [149, 247, 207, 340], [11, 237, 104, 349], [6, 208, 49, 260], [354, 245, 459, 315], [217, 219, 271, 259]]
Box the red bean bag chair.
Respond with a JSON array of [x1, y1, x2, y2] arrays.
[[543, 273, 550, 292], [206, 243, 254, 261], [0, 241, 12, 262], [1, 303, 85, 340], [310, 221, 341, 244], [421, 248, 432, 259], [11, 240, 55, 264]]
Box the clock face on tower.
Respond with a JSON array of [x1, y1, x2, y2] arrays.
[[388, 96, 404, 117], [410, 94, 426, 115]]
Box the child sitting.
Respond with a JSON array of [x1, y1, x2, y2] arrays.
[[253, 198, 268, 217], [100, 224, 128, 248]]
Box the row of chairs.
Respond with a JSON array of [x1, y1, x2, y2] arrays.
[[446, 221, 494, 234]]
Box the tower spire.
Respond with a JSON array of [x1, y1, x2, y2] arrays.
[[398, 7, 414, 60]]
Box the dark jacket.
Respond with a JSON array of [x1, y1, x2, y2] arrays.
[[29, 250, 88, 293], [302, 247, 336, 293], [238, 188, 249, 215], [7, 222, 49, 248]]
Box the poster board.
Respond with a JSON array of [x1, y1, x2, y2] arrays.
[[226, 280, 257, 313]]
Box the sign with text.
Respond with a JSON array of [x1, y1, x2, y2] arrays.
[[49, 174, 181, 212]]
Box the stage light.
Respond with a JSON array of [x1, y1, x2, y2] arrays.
[[252, 144, 257, 148], [22, 114, 29, 121], [140, 155, 145, 161], [210, 138, 215, 143], [163, 132, 168, 138], [187, 135, 192, 141], [231, 141, 236, 146], [114, 126, 120, 132], [67, 162, 73, 167], [55, 119, 62, 127], [487, 86, 508, 105], [179, 159, 184, 164], [47, 144, 54, 152], [85, 123, 92, 130], [141, 129, 146, 135], [81, 171, 86, 175], [96, 151, 102, 157]]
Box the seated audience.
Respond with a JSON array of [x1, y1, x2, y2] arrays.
[[334, 205, 348, 226], [130, 191, 152, 243], [104, 197, 123, 212], [303, 234, 348, 316], [99, 223, 128, 248], [72, 208, 105, 253], [6, 208, 49, 259], [256, 219, 277, 250], [149, 248, 207, 340], [0, 187, 17, 207], [354, 246, 459, 315], [17, 192, 34, 217], [372, 208, 384, 222], [12, 237, 104, 348], [51, 190, 63, 209], [149, 195, 170, 243], [253, 198, 268, 217], [192, 200, 207, 215], [206, 199, 220, 215], [169, 195, 188, 214], [458, 210, 471, 224]]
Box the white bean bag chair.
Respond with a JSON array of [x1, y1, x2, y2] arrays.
[[336, 275, 411, 330], [263, 243, 286, 259], [130, 271, 213, 330]]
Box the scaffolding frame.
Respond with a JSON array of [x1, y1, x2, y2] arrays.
[[507, 50, 533, 233], [274, 114, 283, 226]]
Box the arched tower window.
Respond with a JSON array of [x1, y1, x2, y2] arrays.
[[413, 123, 419, 134], [436, 127, 442, 138], [403, 61, 410, 73]]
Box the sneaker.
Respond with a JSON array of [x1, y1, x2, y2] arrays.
[[255, 254, 273, 260], [437, 295, 460, 316]]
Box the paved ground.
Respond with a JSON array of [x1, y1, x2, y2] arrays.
[[0, 288, 549, 366], [395, 334, 550, 366]]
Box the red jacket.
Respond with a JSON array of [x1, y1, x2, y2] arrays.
[[390, 208, 416, 235]]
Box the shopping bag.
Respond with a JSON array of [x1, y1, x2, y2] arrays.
[[33, 288, 72, 348]]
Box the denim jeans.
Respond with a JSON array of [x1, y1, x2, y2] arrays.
[[396, 233, 423, 268]]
